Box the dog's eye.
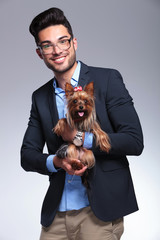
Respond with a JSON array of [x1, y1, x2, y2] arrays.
[[73, 99, 77, 104], [84, 100, 88, 104]]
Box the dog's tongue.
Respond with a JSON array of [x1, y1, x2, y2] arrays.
[[78, 112, 84, 117]]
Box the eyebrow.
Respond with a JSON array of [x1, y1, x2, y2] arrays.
[[40, 35, 70, 45]]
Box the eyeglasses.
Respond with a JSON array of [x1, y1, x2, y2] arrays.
[[38, 37, 72, 55]]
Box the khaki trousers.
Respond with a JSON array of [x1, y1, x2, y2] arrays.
[[40, 207, 124, 240]]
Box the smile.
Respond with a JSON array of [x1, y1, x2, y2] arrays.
[[53, 56, 66, 63]]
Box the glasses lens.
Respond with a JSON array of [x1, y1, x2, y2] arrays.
[[41, 43, 53, 54], [40, 38, 71, 54], [57, 39, 71, 50]]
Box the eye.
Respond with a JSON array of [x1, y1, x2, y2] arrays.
[[84, 100, 88, 104], [59, 39, 68, 45], [42, 44, 52, 49], [73, 99, 77, 104]]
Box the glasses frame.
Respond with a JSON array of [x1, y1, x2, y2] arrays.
[[38, 37, 72, 55]]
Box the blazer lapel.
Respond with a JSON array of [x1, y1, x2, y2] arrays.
[[78, 61, 90, 87], [47, 79, 59, 127]]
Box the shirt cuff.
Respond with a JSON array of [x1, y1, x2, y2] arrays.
[[46, 155, 58, 172], [83, 132, 93, 149]]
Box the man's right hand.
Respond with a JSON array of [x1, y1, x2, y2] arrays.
[[53, 155, 87, 176]]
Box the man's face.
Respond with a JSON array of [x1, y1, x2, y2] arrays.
[[37, 25, 77, 74]]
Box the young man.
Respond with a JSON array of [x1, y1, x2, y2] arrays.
[[21, 7, 144, 240]]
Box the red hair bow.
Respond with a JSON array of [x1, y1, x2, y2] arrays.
[[74, 86, 82, 92]]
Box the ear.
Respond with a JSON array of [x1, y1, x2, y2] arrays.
[[36, 48, 43, 59], [72, 37, 77, 51], [84, 82, 94, 97], [65, 83, 74, 98]]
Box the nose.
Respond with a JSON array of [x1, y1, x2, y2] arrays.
[[79, 105, 83, 110], [52, 45, 62, 54]]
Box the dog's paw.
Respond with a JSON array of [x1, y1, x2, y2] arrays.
[[71, 160, 84, 170]]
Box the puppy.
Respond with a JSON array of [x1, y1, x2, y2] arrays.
[[54, 82, 111, 185]]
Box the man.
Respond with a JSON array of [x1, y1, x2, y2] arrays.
[[21, 7, 144, 240]]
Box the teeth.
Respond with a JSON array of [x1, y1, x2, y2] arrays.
[[54, 57, 65, 62]]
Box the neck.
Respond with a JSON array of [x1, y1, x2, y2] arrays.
[[54, 61, 77, 90]]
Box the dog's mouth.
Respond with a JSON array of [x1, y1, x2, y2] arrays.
[[73, 111, 87, 121], [78, 112, 85, 117]]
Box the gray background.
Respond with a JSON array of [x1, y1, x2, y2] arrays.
[[0, 0, 160, 239]]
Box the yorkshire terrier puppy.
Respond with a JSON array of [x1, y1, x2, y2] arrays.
[[54, 82, 111, 176]]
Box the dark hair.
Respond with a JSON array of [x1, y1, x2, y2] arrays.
[[29, 8, 73, 45]]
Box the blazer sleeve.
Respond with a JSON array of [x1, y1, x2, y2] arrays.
[[93, 69, 144, 157], [21, 93, 50, 175]]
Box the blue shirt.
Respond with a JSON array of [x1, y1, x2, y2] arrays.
[[46, 61, 93, 211]]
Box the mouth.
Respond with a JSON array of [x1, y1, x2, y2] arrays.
[[52, 56, 66, 63], [72, 110, 88, 122], [78, 112, 85, 117]]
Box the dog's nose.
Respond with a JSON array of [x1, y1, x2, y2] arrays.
[[79, 105, 83, 110]]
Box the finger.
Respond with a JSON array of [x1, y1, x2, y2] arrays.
[[63, 162, 75, 175], [74, 166, 87, 176], [63, 158, 85, 175]]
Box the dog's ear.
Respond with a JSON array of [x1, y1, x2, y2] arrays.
[[84, 82, 94, 97], [65, 83, 74, 98]]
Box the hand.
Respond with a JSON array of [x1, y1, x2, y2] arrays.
[[53, 156, 87, 176]]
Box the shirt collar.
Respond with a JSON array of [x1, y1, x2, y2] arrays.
[[71, 61, 81, 87], [53, 61, 81, 95]]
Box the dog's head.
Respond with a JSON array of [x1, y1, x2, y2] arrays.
[[65, 82, 96, 130]]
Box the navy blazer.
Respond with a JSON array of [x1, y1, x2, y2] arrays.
[[21, 62, 143, 227]]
